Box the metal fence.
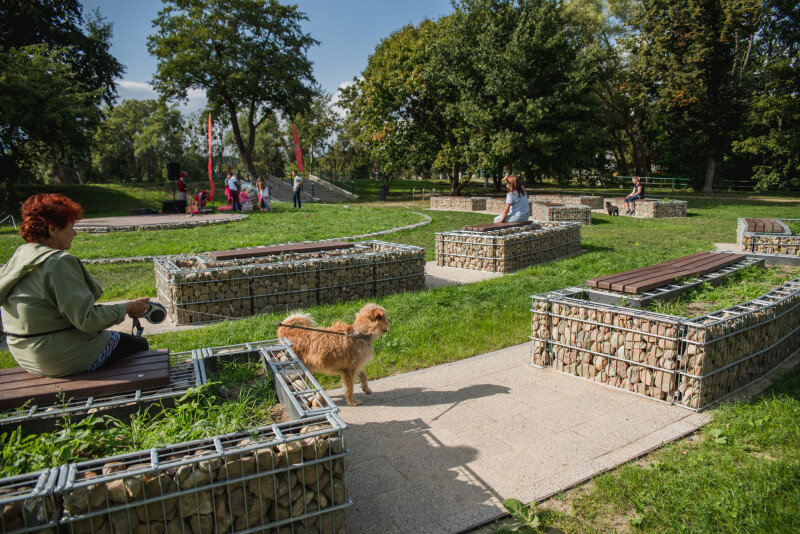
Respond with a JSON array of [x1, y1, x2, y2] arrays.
[[531, 276, 800, 410]]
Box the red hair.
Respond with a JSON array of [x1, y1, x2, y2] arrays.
[[19, 194, 83, 243]]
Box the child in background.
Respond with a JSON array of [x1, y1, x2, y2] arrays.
[[257, 177, 272, 211]]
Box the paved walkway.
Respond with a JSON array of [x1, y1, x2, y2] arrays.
[[327, 343, 713, 534]]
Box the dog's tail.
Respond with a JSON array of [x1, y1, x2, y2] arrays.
[[277, 311, 315, 338]]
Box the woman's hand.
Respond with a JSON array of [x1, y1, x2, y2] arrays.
[[126, 298, 151, 318]]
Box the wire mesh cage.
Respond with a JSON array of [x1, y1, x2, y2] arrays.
[[155, 241, 425, 325], [532, 276, 800, 410], [0, 339, 352, 534], [0, 469, 60, 533], [53, 412, 349, 534], [429, 196, 488, 211], [737, 218, 800, 256], [435, 222, 581, 272]]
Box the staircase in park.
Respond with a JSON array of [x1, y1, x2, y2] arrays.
[[264, 174, 357, 203]]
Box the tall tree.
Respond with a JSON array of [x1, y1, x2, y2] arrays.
[[148, 0, 317, 178], [0, 0, 123, 183], [0, 45, 99, 210], [631, 0, 762, 192], [733, 0, 800, 190]]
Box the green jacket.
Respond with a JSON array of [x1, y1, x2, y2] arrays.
[[0, 243, 126, 377]]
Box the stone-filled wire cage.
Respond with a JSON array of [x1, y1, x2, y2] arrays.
[[435, 222, 582, 273], [737, 218, 800, 256], [0, 340, 353, 534], [531, 276, 800, 410], [155, 241, 425, 325]]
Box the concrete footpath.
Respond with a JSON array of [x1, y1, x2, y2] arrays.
[[327, 343, 713, 534]]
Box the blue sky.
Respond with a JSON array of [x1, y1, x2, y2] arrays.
[[80, 0, 454, 112]]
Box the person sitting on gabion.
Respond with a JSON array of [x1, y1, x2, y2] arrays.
[[0, 194, 151, 377], [624, 176, 645, 215], [494, 174, 530, 223]]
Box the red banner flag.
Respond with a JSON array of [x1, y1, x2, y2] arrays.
[[292, 123, 304, 172], [207, 113, 215, 199]]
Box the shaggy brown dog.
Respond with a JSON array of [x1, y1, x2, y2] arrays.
[[277, 303, 390, 406]]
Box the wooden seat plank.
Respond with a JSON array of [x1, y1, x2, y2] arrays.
[[745, 218, 783, 234], [606, 253, 725, 292], [0, 350, 170, 409], [462, 222, 530, 232], [613, 253, 744, 293], [588, 252, 715, 290], [207, 241, 354, 260], [621, 254, 745, 294]]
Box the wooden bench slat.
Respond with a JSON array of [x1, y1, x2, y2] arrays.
[[0, 359, 169, 393], [0, 350, 170, 409], [206, 241, 354, 260], [588, 252, 714, 290], [618, 253, 744, 293], [745, 217, 783, 234], [607, 253, 724, 292], [621, 254, 746, 294]]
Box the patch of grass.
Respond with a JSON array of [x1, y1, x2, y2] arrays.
[[786, 219, 800, 235], [647, 264, 800, 318], [0, 203, 424, 260]]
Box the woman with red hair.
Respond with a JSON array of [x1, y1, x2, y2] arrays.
[[0, 194, 152, 377]]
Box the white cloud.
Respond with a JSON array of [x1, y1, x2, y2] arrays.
[[331, 79, 357, 118], [115, 79, 208, 114]]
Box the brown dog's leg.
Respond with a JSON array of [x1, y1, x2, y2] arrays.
[[359, 371, 372, 394], [343, 372, 361, 406]]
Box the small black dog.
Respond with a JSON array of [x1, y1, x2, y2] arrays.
[[606, 202, 619, 216]]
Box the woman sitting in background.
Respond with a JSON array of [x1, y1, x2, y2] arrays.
[[0, 194, 152, 377], [256, 177, 272, 211], [494, 174, 530, 223]]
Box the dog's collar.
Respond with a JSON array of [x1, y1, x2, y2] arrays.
[[352, 326, 368, 340]]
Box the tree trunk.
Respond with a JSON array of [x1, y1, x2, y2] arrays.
[[223, 99, 258, 179], [702, 151, 716, 194], [1, 155, 20, 214], [50, 145, 76, 184]]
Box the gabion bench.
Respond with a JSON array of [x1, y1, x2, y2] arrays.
[[529, 202, 592, 225], [528, 194, 603, 210], [429, 196, 488, 211], [435, 221, 581, 272], [737, 218, 800, 260], [155, 240, 425, 325], [0, 340, 351, 534], [531, 272, 800, 410], [603, 197, 687, 218]]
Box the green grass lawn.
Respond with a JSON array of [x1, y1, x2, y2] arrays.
[[0, 203, 424, 260]]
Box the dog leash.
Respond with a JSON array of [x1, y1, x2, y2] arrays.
[[160, 303, 371, 340]]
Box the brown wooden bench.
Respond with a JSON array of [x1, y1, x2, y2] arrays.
[[745, 218, 784, 234], [0, 350, 170, 409], [462, 222, 531, 232], [206, 241, 354, 260], [586, 252, 747, 294]]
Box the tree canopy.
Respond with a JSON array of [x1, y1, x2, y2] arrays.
[[148, 0, 317, 178]]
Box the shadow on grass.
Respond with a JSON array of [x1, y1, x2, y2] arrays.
[[581, 243, 614, 253], [590, 217, 610, 225]]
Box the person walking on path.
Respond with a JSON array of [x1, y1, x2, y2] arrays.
[[0, 193, 151, 377], [624, 177, 645, 215], [257, 177, 272, 211], [292, 170, 303, 209], [227, 171, 241, 211], [494, 174, 530, 223]]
